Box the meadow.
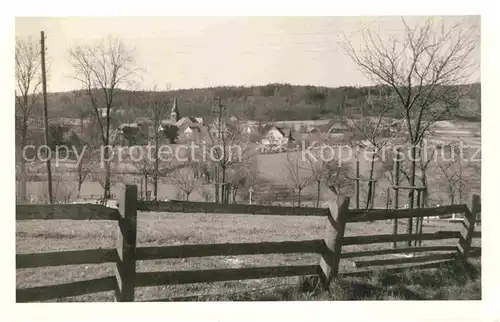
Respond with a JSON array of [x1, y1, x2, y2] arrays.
[[16, 119, 481, 301], [16, 211, 480, 301], [22, 119, 481, 207]]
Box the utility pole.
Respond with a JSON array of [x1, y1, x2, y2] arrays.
[[41, 31, 53, 204], [212, 97, 226, 203]]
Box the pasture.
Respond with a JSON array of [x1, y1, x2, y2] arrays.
[[16, 210, 480, 301]]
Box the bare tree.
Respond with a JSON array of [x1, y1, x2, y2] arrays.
[[88, 161, 122, 201], [345, 88, 400, 209], [207, 118, 250, 203], [129, 148, 156, 200], [343, 17, 478, 232], [226, 158, 259, 203], [67, 125, 99, 198], [170, 166, 198, 201], [197, 184, 214, 202], [325, 158, 353, 198], [68, 36, 139, 200], [135, 86, 172, 200], [436, 141, 472, 205], [75, 149, 97, 199], [284, 153, 312, 207], [15, 37, 43, 202], [44, 175, 73, 204], [306, 154, 331, 208], [238, 156, 261, 203]]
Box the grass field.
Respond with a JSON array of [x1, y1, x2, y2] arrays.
[[22, 120, 480, 204], [16, 212, 481, 301]]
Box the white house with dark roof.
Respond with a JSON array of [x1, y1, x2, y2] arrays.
[[261, 125, 295, 146]]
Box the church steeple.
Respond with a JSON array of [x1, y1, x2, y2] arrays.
[[170, 97, 180, 122]]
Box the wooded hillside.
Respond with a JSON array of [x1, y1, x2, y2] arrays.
[[32, 83, 481, 123]]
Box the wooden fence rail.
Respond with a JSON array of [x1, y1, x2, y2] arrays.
[[341, 245, 458, 259], [16, 248, 118, 269], [135, 265, 320, 287], [345, 204, 469, 223], [16, 187, 481, 302], [353, 252, 457, 268], [136, 239, 324, 260], [16, 204, 120, 221], [16, 276, 117, 302], [341, 231, 461, 246], [137, 200, 329, 216]]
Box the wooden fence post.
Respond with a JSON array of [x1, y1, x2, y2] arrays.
[[392, 149, 400, 249], [418, 190, 425, 246], [457, 194, 479, 263], [115, 184, 138, 302], [414, 189, 422, 247], [319, 196, 350, 289]]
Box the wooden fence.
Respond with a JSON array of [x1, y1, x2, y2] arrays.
[[16, 185, 481, 302]]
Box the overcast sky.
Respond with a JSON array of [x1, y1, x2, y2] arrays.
[[15, 16, 480, 92]]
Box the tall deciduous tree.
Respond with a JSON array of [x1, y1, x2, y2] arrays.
[[15, 37, 43, 202], [68, 36, 139, 200], [343, 17, 478, 234]]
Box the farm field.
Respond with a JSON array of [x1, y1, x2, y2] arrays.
[[21, 120, 480, 206], [16, 211, 480, 302]]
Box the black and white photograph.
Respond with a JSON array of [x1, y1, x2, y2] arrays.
[[13, 14, 486, 305]]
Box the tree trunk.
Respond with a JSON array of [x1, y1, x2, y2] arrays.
[[140, 177, 143, 199], [316, 180, 321, 208], [16, 132, 28, 203], [365, 153, 376, 210], [221, 166, 227, 204], [153, 126, 159, 200], [232, 187, 238, 204], [103, 106, 111, 200], [407, 144, 417, 247], [214, 166, 219, 203], [104, 160, 111, 199], [77, 178, 82, 199], [18, 157, 27, 203], [421, 174, 428, 207], [298, 188, 302, 207]]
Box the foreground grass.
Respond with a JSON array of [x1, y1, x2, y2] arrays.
[[16, 212, 480, 301], [168, 260, 481, 301]]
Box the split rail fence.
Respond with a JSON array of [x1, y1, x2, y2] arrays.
[[16, 185, 481, 302]]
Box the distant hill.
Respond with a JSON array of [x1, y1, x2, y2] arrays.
[[31, 83, 481, 123]]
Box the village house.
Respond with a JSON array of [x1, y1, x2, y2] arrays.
[[239, 121, 260, 137], [177, 116, 201, 132], [260, 125, 296, 152], [327, 123, 348, 134]]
